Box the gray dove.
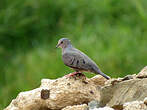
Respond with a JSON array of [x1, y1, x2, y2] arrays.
[[56, 38, 110, 79]]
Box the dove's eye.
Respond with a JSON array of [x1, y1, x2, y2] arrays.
[[61, 41, 63, 44]]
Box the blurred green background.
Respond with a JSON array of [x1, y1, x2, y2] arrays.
[[0, 0, 147, 109]]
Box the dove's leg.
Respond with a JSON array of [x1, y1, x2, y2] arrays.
[[65, 72, 80, 77], [65, 71, 84, 77]]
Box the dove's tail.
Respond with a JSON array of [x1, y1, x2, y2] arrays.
[[95, 69, 110, 80]]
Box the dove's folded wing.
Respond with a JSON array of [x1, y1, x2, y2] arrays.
[[62, 52, 95, 72]]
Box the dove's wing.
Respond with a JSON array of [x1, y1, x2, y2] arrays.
[[62, 49, 97, 72]]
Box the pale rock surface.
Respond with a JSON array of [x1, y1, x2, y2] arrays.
[[100, 76, 147, 107], [96, 107, 114, 110], [62, 104, 88, 110], [104, 78, 122, 85], [144, 97, 147, 105], [90, 75, 107, 86], [137, 66, 147, 78], [62, 104, 114, 110], [123, 101, 147, 110], [5, 75, 105, 110]]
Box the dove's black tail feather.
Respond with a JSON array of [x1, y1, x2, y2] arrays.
[[95, 69, 110, 80]]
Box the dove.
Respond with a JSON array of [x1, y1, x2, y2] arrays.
[[56, 38, 110, 79]]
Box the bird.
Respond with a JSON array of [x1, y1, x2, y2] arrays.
[[56, 38, 110, 80]]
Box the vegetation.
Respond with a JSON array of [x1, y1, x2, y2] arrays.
[[0, 0, 147, 109]]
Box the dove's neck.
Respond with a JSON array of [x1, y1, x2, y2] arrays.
[[62, 44, 73, 54]]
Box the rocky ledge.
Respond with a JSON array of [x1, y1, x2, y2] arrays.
[[5, 66, 147, 110]]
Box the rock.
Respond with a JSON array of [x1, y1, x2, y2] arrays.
[[100, 77, 147, 107], [137, 66, 147, 78], [5, 66, 147, 110], [144, 97, 147, 105], [94, 107, 114, 110], [123, 101, 147, 110], [105, 74, 137, 86], [62, 104, 114, 110], [5, 99, 19, 110], [90, 75, 107, 86], [122, 74, 136, 81], [104, 78, 122, 85], [88, 100, 100, 109], [62, 104, 88, 110], [5, 75, 101, 110], [112, 105, 123, 110]]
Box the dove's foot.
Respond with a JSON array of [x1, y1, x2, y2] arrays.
[[65, 72, 84, 78]]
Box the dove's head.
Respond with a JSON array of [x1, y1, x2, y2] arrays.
[[56, 38, 72, 49]]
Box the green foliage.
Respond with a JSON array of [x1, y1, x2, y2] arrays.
[[0, 0, 147, 109]]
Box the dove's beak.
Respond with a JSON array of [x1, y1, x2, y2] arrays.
[[56, 43, 60, 48]]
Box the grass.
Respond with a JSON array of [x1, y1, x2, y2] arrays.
[[0, 0, 147, 109]]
